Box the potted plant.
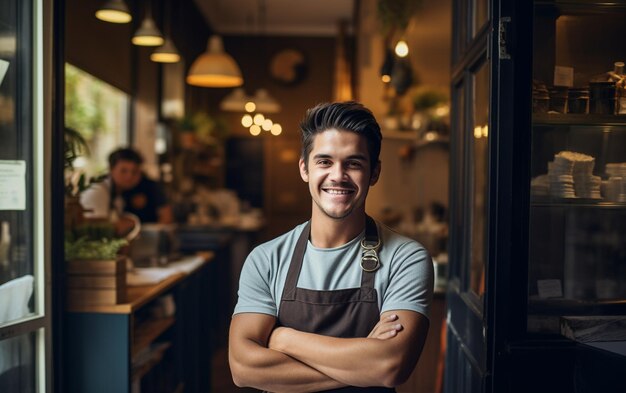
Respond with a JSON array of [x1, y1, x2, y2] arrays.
[[411, 89, 449, 132], [65, 224, 128, 306], [176, 115, 198, 149], [63, 127, 90, 230]]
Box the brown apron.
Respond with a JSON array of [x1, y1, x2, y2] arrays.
[[277, 216, 395, 393]]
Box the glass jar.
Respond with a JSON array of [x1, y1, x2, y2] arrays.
[[589, 81, 616, 115], [548, 86, 568, 113], [567, 87, 589, 114]]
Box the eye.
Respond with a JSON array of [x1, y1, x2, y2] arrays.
[[316, 159, 332, 167], [346, 161, 364, 169]]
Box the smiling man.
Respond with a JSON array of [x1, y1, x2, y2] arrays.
[[229, 101, 433, 392]]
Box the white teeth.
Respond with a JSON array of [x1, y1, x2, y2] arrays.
[[325, 189, 351, 195]]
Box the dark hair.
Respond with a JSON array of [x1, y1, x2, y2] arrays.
[[108, 147, 144, 168], [300, 101, 382, 173]]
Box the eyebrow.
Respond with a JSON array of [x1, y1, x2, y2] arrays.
[[312, 153, 368, 162]]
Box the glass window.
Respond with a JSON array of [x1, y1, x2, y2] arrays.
[[0, 0, 49, 391], [470, 60, 490, 297], [65, 63, 130, 180], [0, 331, 37, 392], [473, 0, 489, 37]]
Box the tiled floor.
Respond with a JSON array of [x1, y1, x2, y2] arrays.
[[212, 346, 258, 393]]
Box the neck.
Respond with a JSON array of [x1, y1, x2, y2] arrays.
[[309, 211, 367, 248]]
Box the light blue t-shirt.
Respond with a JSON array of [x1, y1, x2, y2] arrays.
[[234, 220, 434, 320]]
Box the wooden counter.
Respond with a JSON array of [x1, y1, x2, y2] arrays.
[[66, 251, 217, 393], [67, 252, 213, 314]]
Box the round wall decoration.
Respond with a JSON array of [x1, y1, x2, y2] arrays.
[[269, 49, 308, 86]]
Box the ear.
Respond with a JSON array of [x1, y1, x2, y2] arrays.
[[369, 161, 381, 186], [299, 158, 309, 182]]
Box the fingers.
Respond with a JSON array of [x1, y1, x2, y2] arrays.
[[368, 314, 403, 340], [373, 323, 403, 340]]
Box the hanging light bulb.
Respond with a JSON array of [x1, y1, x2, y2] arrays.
[[262, 118, 273, 131], [187, 35, 243, 88], [95, 0, 132, 23], [241, 114, 253, 128], [132, 2, 164, 46], [394, 39, 409, 58], [380, 49, 395, 83], [245, 102, 256, 112], [250, 125, 262, 136], [151, 38, 180, 63], [270, 123, 282, 136], [253, 114, 265, 126]]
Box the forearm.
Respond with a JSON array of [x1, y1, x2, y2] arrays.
[[270, 329, 416, 388], [229, 334, 346, 392]]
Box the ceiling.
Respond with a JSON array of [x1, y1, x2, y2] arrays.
[[194, 0, 355, 36]]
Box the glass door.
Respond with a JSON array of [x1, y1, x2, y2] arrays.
[[0, 0, 51, 391], [527, 1, 626, 335], [446, 0, 494, 392]]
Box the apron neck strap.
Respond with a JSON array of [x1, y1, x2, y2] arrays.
[[282, 216, 381, 301]]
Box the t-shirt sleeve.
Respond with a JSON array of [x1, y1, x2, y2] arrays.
[[233, 246, 278, 317], [80, 183, 110, 219], [380, 242, 434, 319]]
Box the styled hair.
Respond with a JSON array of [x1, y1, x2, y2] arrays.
[[108, 147, 144, 168], [299, 101, 382, 173]]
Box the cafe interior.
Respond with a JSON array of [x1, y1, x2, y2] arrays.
[[2, 0, 626, 392]]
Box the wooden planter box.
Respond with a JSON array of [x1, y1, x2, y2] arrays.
[[66, 256, 127, 306]]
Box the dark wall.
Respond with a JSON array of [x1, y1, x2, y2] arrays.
[[65, 0, 210, 98], [65, 0, 133, 93]]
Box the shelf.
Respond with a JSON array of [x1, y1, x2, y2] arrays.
[[131, 341, 172, 382], [529, 297, 626, 315], [530, 197, 626, 208], [533, 113, 626, 127], [535, 1, 626, 14], [132, 317, 175, 358]]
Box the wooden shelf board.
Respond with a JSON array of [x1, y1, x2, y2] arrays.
[[131, 341, 172, 381], [533, 113, 626, 126], [132, 317, 175, 359]]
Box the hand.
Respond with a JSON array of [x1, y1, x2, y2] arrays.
[[114, 217, 136, 237], [367, 314, 403, 340]]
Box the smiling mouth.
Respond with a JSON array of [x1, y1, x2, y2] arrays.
[[322, 187, 355, 195]]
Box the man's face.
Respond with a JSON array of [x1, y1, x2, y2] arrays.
[[299, 129, 380, 221], [110, 160, 142, 191]]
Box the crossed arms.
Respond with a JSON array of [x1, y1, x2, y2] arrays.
[[228, 310, 429, 393]]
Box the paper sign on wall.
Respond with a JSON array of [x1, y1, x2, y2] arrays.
[[0, 60, 9, 87], [0, 160, 26, 210], [554, 66, 574, 87], [537, 279, 563, 298]]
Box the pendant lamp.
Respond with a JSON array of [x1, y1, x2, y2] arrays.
[[151, 38, 180, 63], [95, 0, 132, 23], [253, 89, 280, 113], [150, 0, 179, 63], [186, 35, 243, 88], [132, 1, 164, 46], [220, 88, 251, 111]]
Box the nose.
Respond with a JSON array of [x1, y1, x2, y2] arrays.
[[328, 163, 346, 182]]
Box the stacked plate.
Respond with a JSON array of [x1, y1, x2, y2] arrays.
[[605, 163, 626, 202], [530, 174, 549, 196], [547, 153, 576, 198], [567, 152, 601, 199]]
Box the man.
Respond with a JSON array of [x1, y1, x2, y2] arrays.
[[229, 101, 433, 392], [80, 148, 172, 235]]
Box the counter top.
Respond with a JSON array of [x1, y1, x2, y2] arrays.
[[67, 252, 214, 314]]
